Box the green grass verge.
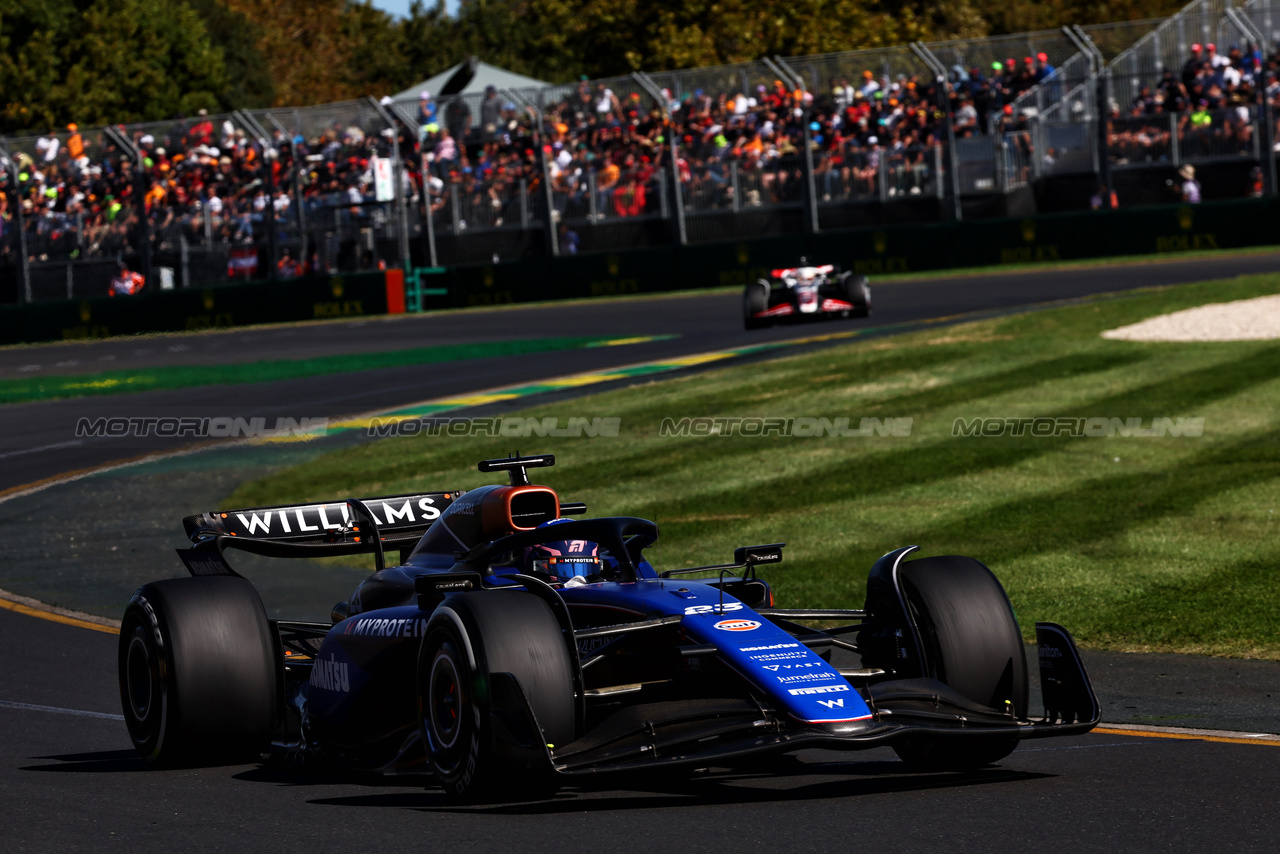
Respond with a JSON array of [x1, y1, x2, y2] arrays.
[[227, 273, 1280, 658], [0, 335, 668, 405]]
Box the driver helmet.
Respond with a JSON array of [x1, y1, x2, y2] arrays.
[[525, 518, 601, 582]]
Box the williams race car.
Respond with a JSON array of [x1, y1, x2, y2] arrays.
[[744, 261, 871, 329], [120, 454, 1098, 801]]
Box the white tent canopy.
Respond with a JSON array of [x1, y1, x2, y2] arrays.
[[393, 59, 550, 100]]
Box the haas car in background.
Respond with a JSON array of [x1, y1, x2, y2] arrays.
[[744, 261, 871, 329], [120, 454, 1098, 801]]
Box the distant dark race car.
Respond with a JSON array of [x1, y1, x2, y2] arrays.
[[119, 454, 1098, 801], [744, 261, 871, 329]]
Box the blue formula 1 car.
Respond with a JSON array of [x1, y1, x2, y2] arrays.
[[119, 454, 1099, 801]]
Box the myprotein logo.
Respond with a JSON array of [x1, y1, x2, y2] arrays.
[[714, 619, 761, 632], [345, 617, 428, 638]]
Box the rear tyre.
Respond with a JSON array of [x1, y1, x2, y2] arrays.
[[419, 592, 575, 802], [744, 280, 771, 329], [889, 555, 1027, 771], [844, 273, 871, 318], [118, 576, 279, 766]]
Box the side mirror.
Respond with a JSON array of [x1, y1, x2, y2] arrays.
[[734, 543, 785, 567]]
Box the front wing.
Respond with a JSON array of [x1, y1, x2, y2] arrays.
[[489, 622, 1099, 778]]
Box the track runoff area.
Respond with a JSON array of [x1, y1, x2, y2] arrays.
[[2, 248, 1280, 850]]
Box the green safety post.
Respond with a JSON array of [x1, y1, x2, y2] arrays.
[[404, 266, 449, 313]]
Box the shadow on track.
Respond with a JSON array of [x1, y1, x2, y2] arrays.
[[302, 758, 1053, 815]]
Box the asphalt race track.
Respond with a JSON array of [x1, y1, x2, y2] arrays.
[[5, 250, 1280, 492], [4, 252, 1280, 850]]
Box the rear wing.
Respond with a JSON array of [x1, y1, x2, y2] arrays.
[[180, 491, 460, 568]]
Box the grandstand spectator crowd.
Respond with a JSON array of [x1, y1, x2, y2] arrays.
[[2, 33, 1279, 288]]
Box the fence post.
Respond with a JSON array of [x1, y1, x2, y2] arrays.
[[0, 148, 32, 303], [519, 178, 530, 229], [425, 164, 439, 266], [1226, 5, 1276, 196], [368, 97, 411, 271], [1096, 70, 1113, 203], [730, 160, 741, 212], [450, 183, 461, 233], [911, 42, 961, 221], [237, 110, 277, 281], [180, 233, 190, 288], [587, 170, 598, 221], [631, 71, 685, 245], [1170, 111, 1181, 167], [878, 150, 889, 202], [105, 125, 152, 290], [767, 56, 818, 233]]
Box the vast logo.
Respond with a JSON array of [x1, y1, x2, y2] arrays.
[[685, 602, 743, 616], [714, 618, 761, 632]]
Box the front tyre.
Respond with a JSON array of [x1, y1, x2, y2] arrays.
[[844, 273, 871, 318], [419, 592, 575, 802], [889, 555, 1027, 770], [744, 280, 771, 329], [118, 576, 279, 766]]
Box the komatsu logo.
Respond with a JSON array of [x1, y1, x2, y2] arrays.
[[740, 642, 800, 652], [309, 654, 350, 693]]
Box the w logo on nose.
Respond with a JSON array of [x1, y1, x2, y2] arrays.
[[816, 698, 844, 709]]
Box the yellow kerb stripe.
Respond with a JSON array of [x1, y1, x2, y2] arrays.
[[0, 597, 117, 635], [1094, 726, 1280, 747]]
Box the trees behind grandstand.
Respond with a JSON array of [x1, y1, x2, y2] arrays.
[[0, 0, 272, 133], [0, 0, 1188, 133]]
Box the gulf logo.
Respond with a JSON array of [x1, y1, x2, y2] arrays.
[[714, 618, 762, 632]]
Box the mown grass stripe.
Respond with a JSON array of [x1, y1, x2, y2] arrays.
[[228, 273, 1280, 658], [0, 334, 679, 405]]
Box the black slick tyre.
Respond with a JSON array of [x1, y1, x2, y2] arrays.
[[844, 273, 871, 318], [744, 280, 771, 329], [418, 591, 574, 802], [118, 576, 279, 766], [890, 555, 1027, 770]]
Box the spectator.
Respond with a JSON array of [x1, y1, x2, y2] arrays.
[[109, 262, 144, 295], [416, 91, 437, 128], [1177, 164, 1201, 203], [479, 85, 502, 140]]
